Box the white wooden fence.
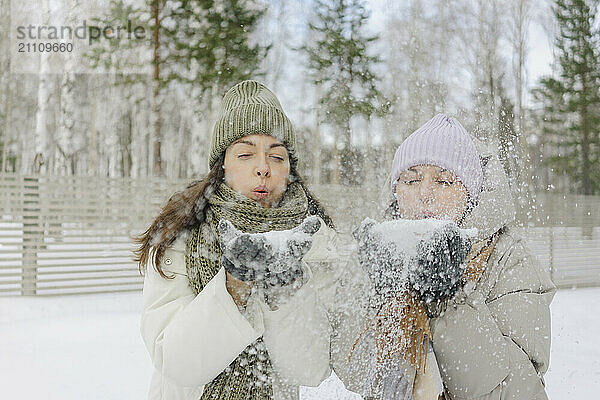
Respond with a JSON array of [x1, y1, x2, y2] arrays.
[[0, 174, 598, 295], [0, 174, 187, 295], [516, 193, 600, 287]]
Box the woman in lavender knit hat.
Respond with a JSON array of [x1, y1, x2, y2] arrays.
[[347, 114, 556, 399]]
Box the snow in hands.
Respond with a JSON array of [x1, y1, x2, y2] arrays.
[[355, 217, 477, 305], [354, 218, 408, 300], [218, 215, 322, 288], [407, 221, 474, 305]]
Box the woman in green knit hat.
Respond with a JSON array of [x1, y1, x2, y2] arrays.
[[134, 80, 343, 400]]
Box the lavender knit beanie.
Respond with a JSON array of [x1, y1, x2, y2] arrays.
[[390, 114, 483, 200]]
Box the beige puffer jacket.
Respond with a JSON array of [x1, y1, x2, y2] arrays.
[[430, 140, 556, 399]]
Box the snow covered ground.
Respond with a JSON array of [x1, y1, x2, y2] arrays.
[[1, 288, 598, 400]]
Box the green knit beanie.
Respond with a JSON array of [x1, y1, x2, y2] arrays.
[[209, 80, 297, 168]]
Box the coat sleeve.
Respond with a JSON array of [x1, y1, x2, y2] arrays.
[[430, 235, 556, 400], [485, 239, 556, 377], [328, 256, 373, 396], [140, 245, 263, 388], [257, 219, 344, 388], [280, 222, 374, 393], [312, 229, 372, 397], [258, 264, 332, 388]]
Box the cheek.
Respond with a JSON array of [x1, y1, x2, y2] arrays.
[[395, 187, 419, 213], [438, 190, 468, 215], [271, 162, 290, 182], [224, 159, 250, 192]]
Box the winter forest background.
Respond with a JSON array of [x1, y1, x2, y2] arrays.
[[1, 0, 599, 196]]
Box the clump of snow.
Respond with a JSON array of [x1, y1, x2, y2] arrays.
[[355, 217, 477, 303], [365, 217, 477, 258], [218, 216, 321, 281]]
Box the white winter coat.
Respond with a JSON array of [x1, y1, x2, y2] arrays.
[[140, 217, 345, 400]]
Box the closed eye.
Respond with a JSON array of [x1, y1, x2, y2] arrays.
[[270, 154, 285, 161], [437, 180, 453, 186], [403, 179, 420, 184], [237, 153, 252, 159]]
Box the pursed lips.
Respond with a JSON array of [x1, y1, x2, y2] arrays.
[[418, 210, 436, 218], [252, 185, 269, 199]]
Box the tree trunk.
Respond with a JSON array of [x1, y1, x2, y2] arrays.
[[335, 117, 351, 185], [89, 76, 98, 175], [332, 139, 340, 185], [152, 0, 162, 176], [120, 110, 133, 177], [33, 65, 51, 174], [57, 71, 76, 175], [581, 80, 591, 194], [56, 0, 81, 175], [2, 78, 12, 173], [313, 86, 322, 185], [0, 0, 11, 172]]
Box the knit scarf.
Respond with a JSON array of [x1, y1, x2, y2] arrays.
[[185, 182, 308, 400], [353, 232, 499, 374]]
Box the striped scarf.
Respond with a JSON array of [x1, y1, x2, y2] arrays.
[[185, 182, 308, 400]]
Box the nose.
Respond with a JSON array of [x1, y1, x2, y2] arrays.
[[418, 180, 436, 203], [254, 153, 270, 178]]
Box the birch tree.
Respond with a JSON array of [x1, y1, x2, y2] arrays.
[[31, 0, 54, 174], [0, 0, 13, 172]]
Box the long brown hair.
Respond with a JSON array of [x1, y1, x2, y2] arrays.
[[133, 153, 334, 278]]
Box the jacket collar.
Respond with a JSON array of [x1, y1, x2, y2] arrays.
[[460, 137, 516, 241]]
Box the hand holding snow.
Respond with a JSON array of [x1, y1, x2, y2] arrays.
[[407, 221, 474, 305], [354, 217, 407, 299], [354, 217, 477, 305], [218, 221, 272, 282], [218, 216, 322, 287]]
